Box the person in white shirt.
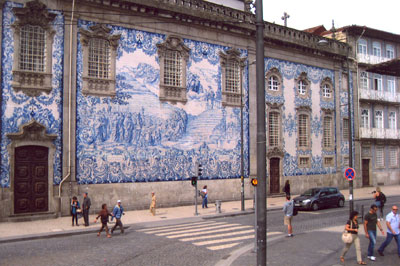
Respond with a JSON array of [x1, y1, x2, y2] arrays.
[[377, 205, 400, 257]]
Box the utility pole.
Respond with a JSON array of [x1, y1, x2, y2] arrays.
[[241, 63, 245, 212], [256, 0, 266, 265], [347, 52, 354, 215]]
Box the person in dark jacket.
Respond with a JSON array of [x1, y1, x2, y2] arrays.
[[94, 203, 114, 238], [70, 196, 80, 226], [283, 180, 291, 197], [111, 200, 125, 234], [82, 192, 91, 226]]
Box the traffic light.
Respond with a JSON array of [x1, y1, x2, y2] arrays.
[[191, 176, 197, 186], [251, 178, 258, 186], [197, 163, 203, 177]]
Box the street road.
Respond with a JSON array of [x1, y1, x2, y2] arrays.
[[0, 196, 399, 266]]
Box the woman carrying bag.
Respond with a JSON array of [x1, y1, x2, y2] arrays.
[[340, 211, 367, 265]]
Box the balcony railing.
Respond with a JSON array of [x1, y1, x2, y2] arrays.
[[357, 53, 393, 65], [359, 128, 400, 139], [359, 89, 400, 103]]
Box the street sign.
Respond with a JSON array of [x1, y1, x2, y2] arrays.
[[344, 167, 356, 181]]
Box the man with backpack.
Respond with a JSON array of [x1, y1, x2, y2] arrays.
[[373, 187, 386, 221]]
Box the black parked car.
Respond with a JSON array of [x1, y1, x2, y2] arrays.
[[293, 187, 345, 211]]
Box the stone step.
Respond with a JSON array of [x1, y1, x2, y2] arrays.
[[6, 212, 58, 222]]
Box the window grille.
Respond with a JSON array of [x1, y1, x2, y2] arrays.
[[88, 38, 110, 79], [299, 157, 309, 167], [163, 50, 182, 87], [322, 84, 331, 98], [324, 157, 333, 166], [361, 109, 369, 128], [389, 147, 398, 167], [225, 60, 240, 93], [268, 76, 279, 91], [343, 118, 349, 140], [298, 114, 308, 147], [269, 112, 279, 146], [343, 156, 349, 166], [376, 146, 384, 167], [19, 25, 45, 72], [298, 80, 306, 95], [323, 116, 332, 148]]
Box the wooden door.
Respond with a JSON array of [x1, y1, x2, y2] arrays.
[[14, 146, 49, 214], [362, 159, 370, 187], [270, 158, 280, 194]]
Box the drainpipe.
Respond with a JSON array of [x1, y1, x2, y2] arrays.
[[58, 0, 76, 215]]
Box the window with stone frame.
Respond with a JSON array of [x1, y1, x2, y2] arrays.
[[297, 107, 311, 150], [323, 115, 333, 149], [373, 74, 383, 91], [265, 68, 282, 96], [295, 72, 310, 98], [323, 156, 334, 167], [11, 1, 56, 97], [268, 112, 280, 147], [389, 111, 396, 130], [80, 24, 120, 97], [375, 110, 384, 129], [219, 48, 246, 107], [321, 77, 334, 100], [157, 35, 190, 103], [389, 146, 398, 168], [375, 146, 384, 168]]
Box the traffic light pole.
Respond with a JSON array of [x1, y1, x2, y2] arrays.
[[194, 181, 198, 216]]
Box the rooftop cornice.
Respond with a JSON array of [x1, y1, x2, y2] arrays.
[[72, 0, 350, 60]]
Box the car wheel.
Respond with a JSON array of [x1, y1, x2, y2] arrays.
[[337, 199, 344, 208], [311, 202, 318, 211]]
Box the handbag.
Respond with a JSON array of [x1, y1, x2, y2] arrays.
[[341, 221, 353, 244]]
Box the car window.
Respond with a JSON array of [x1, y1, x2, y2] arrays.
[[301, 188, 320, 196], [328, 188, 337, 194]]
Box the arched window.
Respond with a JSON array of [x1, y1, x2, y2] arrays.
[[389, 111, 396, 129], [322, 84, 332, 98], [268, 76, 279, 91], [265, 68, 282, 95], [375, 110, 383, 129], [361, 109, 370, 128]]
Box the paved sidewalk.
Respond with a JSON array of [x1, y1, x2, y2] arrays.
[[0, 184, 399, 243]]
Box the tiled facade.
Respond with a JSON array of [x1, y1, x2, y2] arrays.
[[0, 0, 352, 220]]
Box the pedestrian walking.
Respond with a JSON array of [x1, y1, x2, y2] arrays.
[[94, 203, 114, 238], [340, 211, 366, 265], [201, 185, 208, 208], [363, 204, 384, 261], [111, 200, 124, 234], [150, 192, 156, 216], [283, 195, 294, 237], [70, 196, 81, 227], [82, 192, 91, 226], [283, 180, 290, 197], [373, 187, 386, 220], [377, 205, 400, 257]]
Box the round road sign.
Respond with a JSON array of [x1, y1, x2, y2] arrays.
[[344, 167, 356, 181]]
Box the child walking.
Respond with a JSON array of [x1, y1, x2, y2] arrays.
[[94, 203, 114, 238]]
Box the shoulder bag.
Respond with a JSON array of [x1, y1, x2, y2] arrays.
[[341, 221, 353, 244]]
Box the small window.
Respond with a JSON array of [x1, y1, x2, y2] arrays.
[[323, 84, 331, 98], [298, 80, 307, 95], [389, 147, 398, 167], [299, 157, 310, 168], [321, 77, 334, 100], [324, 157, 334, 167], [343, 156, 349, 167], [268, 76, 279, 91], [386, 44, 394, 59], [343, 118, 349, 140], [375, 146, 384, 168], [373, 41, 381, 57], [358, 39, 367, 55], [360, 72, 368, 90], [361, 109, 369, 128]]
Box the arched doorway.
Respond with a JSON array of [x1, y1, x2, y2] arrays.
[[14, 146, 49, 213]]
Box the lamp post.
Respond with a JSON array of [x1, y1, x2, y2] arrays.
[[347, 52, 354, 214], [240, 73, 245, 212]]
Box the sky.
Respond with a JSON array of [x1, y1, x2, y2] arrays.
[[262, 0, 400, 35]]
